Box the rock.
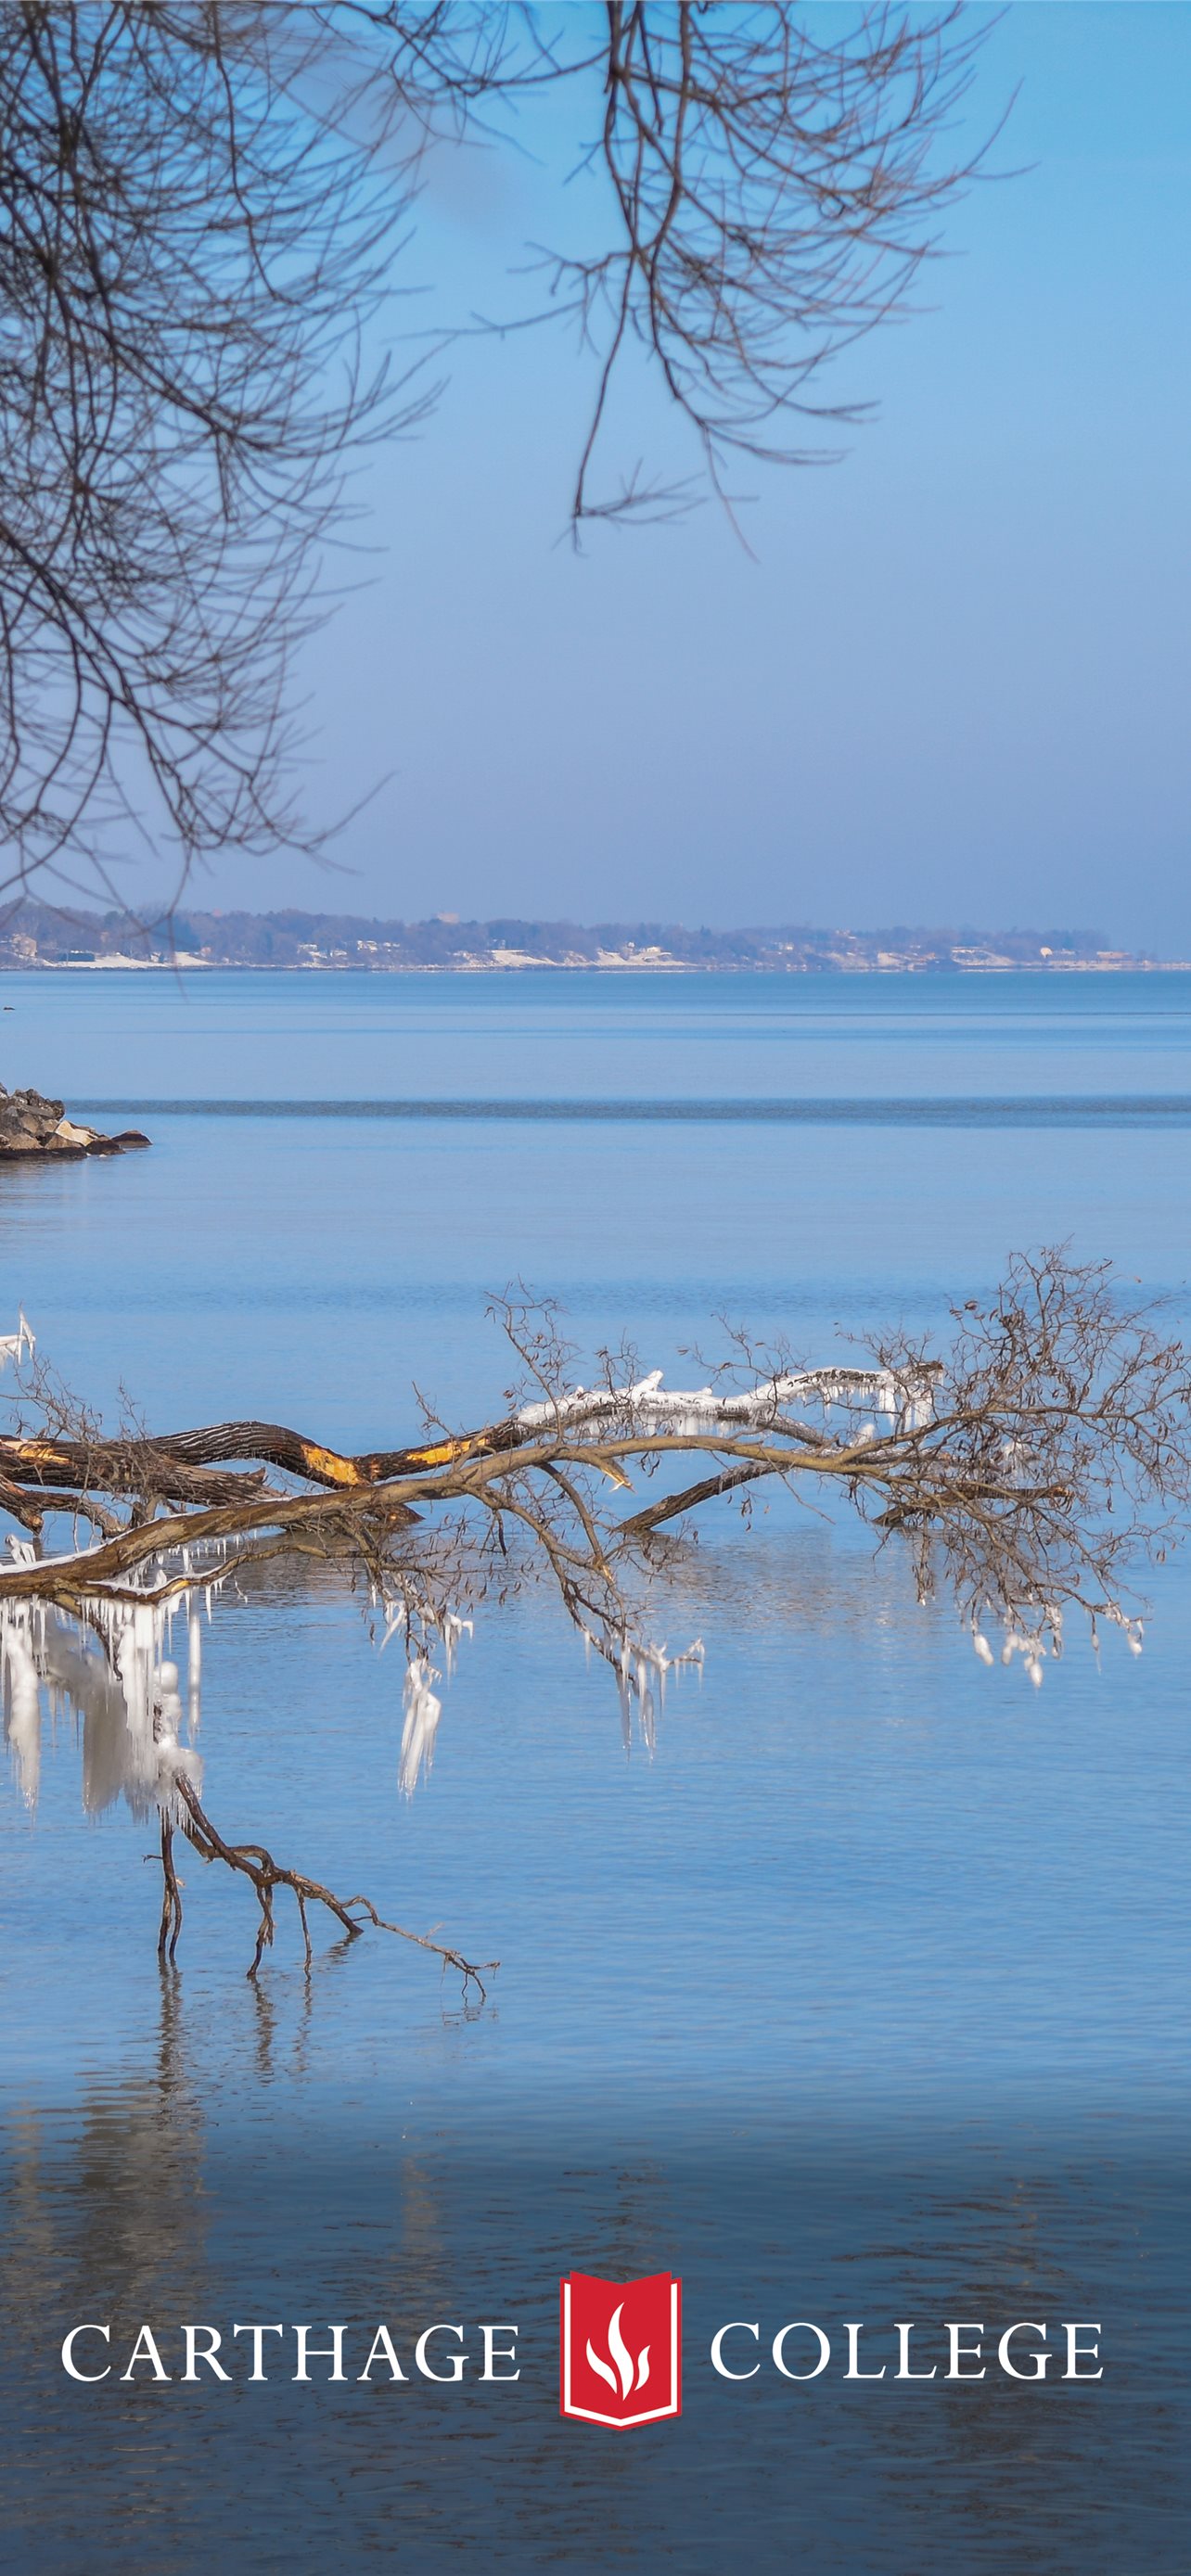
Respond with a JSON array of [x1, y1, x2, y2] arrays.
[[0, 1086, 151, 1158]]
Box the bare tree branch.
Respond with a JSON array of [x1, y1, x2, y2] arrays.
[[1, 1250, 1182, 1982], [0, 3, 999, 902], [0, 0, 417, 903]]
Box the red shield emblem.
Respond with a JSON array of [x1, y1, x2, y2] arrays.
[[559, 2271, 682, 2428]]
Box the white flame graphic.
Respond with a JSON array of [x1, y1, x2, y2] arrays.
[[585, 2302, 650, 2401]]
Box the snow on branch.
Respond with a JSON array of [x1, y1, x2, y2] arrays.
[[515, 1359, 938, 1437], [1, 1250, 1185, 1982]]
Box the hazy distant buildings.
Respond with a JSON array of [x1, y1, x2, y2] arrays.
[[0, 905, 1179, 975]]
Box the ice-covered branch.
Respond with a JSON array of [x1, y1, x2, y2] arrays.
[[3, 1250, 1187, 1982], [515, 1361, 939, 1436]]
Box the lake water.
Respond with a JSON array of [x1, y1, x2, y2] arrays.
[[1, 972, 1187, 2571]]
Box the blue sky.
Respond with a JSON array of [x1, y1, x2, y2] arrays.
[[173, 6, 1190, 948]]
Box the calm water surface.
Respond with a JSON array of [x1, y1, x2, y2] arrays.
[[1, 975, 1187, 2571]]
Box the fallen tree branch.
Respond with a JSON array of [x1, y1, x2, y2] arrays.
[[174, 1777, 498, 1995], [2, 1249, 1185, 1987]]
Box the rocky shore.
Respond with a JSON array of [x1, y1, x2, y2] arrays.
[[0, 1085, 149, 1157]]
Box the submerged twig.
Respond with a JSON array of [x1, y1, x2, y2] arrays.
[[174, 1776, 496, 1996], [158, 1813, 184, 1966]]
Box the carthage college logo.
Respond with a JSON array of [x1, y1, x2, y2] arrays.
[[559, 2273, 682, 2429]]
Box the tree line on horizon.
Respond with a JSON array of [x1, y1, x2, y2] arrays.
[[0, 903, 1133, 973]]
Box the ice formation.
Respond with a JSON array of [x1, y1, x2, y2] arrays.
[[515, 1362, 935, 1440], [399, 1652, 443, 1797], [0, 1310, 34, 1371], [1, 1582, 205, 1820]]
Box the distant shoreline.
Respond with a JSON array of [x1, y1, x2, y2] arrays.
[[8, 956, 1190, 976], [1, 906, 1185, 974]]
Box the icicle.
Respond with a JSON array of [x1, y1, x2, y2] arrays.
[[379, 1598, 408, 1654], [2, 1621, 42, 1805], [0, 1311, 35, 1371], [186, 1595, 202, 1735], [441, 1612, 474, 1679], [399, 1653, 442, 1796]]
